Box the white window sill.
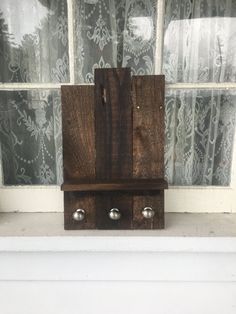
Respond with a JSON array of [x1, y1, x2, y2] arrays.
[[0, 212, 236, 253], [1, 212, 236, 313]]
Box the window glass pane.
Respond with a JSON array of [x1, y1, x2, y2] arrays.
[[163, 0, 236, 83], [74, 0, 157, 83], [165, 89, 236, 185], [0, 90, 62, 185], [0, 0, 69, 83]]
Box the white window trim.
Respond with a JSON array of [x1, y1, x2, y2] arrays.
[[0, 0, 236, 213]]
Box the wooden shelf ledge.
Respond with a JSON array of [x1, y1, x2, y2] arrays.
[[61, 178, 168, 192]]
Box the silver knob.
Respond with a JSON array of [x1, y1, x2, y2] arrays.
[[73, 209, 85, 221], [142, 207, 155, 219], [108, 208, 121, 220]]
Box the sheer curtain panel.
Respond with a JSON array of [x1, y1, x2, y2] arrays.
[[0, 0, 236, 186]]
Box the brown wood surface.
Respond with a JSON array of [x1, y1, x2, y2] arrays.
[[61, 85, 95, 181], [132, 191, 164, 229], [132, 75, 165, 229], [61, 72, 166, 230], [64, 192, 96, 230], [94, 68, 133, 180], [94, 68, 133, 229], [96, 192, 132, 229], [132, 75, 165, 178], [61, 178, 168, 192], [61, 85, 95, 229]]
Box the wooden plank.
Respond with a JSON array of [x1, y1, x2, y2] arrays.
[[61, 86, 95, 229], [132, 75, 165, 229], [61, 178, 168, 192], [64, 192, 96, 230], [94, 68, 133, 180], [132, 191, 164, 229], [132, 75, 165, 178], [95, 192, 132, 230], [61, 85, 95, 181], [94, 68, 133, 229]]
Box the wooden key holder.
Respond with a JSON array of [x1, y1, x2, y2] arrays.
[[61, 68, 168, 230]]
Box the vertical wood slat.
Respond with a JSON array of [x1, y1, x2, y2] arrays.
[[132, 75, 165, 178], [94, 68, 133, 180], [94, 68, 133, 229], [61, 85, 95, 181], [132, 75, 165, 229], [61, 86, 96, 229]]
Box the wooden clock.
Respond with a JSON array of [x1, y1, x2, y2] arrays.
[[61, 68, 167, 230]]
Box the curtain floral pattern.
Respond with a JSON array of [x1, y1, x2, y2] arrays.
[[0, 90, 62, 184], [75, 0, 157, 83], [165, 89, 236, 185], [163, 0, 236, 83], [0, 0, 67, 185], [163, 0, 236, 185], [0, 0, 236, 186], [0, 0, 69, 83]]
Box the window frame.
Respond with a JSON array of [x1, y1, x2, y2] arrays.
[[0, 0, 236, 213]]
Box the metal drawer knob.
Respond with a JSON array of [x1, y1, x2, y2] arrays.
[[109, 208, 121, 220], [142, 207, 155, 219], [73, 209, 85, 221]]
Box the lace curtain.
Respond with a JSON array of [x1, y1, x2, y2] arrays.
[[0, 0, 69, 83], [165, 89, 236, 185], [163, 0, 236, 185], [0, 0, 236, 186], [0, 90, 62, 184], [0, 0, 158, 185], [75, 0, 157, 82], [164, 0, 236, 83], [0, 0, 67, 184]]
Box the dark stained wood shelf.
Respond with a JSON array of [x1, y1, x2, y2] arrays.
[[61, 179, 168, 192], [61, 69, 166, 230]]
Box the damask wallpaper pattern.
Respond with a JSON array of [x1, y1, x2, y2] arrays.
[[0, 0, 236, 186]]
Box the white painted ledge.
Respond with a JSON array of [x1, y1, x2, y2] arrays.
[[0, 213, 236, 253], [0, 213, 236, 284]]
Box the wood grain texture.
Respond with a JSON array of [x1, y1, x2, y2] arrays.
[[61, 73, 166, 230], [61, 178, 168, 192], [61, 85, 95, 229], [64, 192, 96, 230], [94, 68, 133, 229], [61, 85, 95, 181], [94, 68, 133, 180], [132, 75, 165, 178], [132, 191, 164, 229], [132, 75, 165, 229], [96, 192, 132, 229]]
